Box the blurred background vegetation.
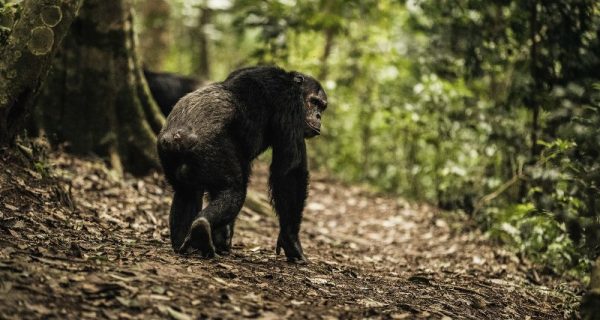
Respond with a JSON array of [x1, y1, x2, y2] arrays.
[[131, 0, 600, 279]]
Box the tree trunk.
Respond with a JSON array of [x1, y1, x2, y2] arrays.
[[318, 27, 335, 80], [136, 0, 170, 70], [195, 6, 211, 79], [35, 0, 165, 175], [528, 0, 541, 160], [519, 0, 541, 200], [0, 0, 82, 146]]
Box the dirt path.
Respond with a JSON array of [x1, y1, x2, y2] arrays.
[[0, 153, 580, 319]]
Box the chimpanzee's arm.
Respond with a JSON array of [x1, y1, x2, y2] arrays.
[[269, 136, 309, 263]]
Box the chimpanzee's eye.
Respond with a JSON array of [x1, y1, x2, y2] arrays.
[[310, 97, 324, 108], [294, 75, 304, 84]]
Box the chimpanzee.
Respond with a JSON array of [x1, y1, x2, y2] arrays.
[[143, 69, 200, 115], [157, 66, 327, 263]]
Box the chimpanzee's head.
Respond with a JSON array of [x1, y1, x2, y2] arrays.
[[293, 72, 328, 138]]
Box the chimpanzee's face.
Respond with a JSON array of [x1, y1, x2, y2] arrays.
[[293, 73, 328, 138]]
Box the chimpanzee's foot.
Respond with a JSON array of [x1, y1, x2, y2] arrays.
[[276, 234, 308, 264], [212, 224, 233, 255], [286, 255, 309, 264], [178, 217, 216, 258]]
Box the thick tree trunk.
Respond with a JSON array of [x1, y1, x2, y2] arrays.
[[0, 0, 81, 146], [35, 0, 164, 175]]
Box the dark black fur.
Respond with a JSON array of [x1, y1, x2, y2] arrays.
[[157, 66, 327, 262], [143, 69, 200, 115]]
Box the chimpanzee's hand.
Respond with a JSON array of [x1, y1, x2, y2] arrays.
[[276, 233, 308, 264], [178, 218, 216, 258]]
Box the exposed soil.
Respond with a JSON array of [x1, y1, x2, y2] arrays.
[[0, 151, 581, 319]]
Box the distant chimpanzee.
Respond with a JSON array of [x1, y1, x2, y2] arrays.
[[143, 69, 200, 115], [157, 66, 327, 263]]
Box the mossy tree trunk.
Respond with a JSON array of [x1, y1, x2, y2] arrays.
[[36, 0, 165, 175], [0, 0, 82, 146]]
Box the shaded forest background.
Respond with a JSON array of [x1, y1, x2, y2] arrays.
[[1, 0, 599, 300]]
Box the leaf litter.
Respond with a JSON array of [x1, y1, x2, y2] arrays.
[[0, 151, 582, 319]]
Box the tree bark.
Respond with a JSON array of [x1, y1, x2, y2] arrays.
[[518, 0, 541, 200], [318, 27, 335, 80], [136, 0, 170, 70], [195, 6, 211, 79], [0, 0, 82, 146], [528, 0, 541, 160], [35, 0, 164, 175]]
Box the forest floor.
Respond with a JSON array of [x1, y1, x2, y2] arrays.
[[0, 150, 582, 319]]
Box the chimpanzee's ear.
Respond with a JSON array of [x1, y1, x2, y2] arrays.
[[293, 73, 304, 84]]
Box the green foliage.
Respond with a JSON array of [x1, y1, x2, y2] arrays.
[[403, 0, 600, 276], [486, 203, 588, 277]]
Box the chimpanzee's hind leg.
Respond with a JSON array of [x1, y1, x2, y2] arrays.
[[169, 189, 203, 252], [205, 189, 238, 254], [179, 186, 246, 257]]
